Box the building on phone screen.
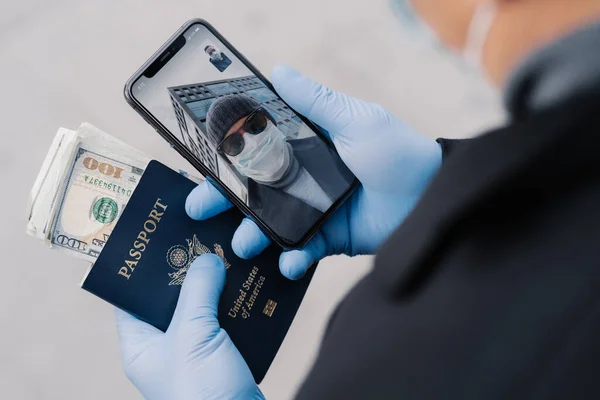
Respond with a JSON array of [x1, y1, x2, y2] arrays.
[[168, 76, 307, 204]]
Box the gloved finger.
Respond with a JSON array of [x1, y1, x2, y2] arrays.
[[186, 181, 233, 220], [279, 232, 328, 280], [170, 254, 226, 335], [270, 65, 357, 134], [115, 308, 162, 362], [232, 218, 271, 259]]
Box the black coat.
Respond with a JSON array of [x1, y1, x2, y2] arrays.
[[248, 136, 355, 244], [296, 86, 600, 398]]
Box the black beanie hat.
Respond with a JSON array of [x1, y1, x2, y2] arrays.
[[206, 94, 261, 145]]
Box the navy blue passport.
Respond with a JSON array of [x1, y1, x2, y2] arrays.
[[82, 160, 315, 383]]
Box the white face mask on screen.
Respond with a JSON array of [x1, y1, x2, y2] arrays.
[[228, 122, 291, 183], [391, 0, 497, 72]]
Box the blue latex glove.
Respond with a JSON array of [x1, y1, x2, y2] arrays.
[[116, 254, 264, 400], [186, 66, 442, 280]]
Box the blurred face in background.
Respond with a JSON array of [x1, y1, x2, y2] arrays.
[[410, 0, 506, 82], [398, 0, 600, 85], [394, 0, 499, 79], [408, 0, 479, 51]]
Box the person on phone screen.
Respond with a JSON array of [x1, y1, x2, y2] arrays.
[[205, 94, 354, 242], [204, 44, 232, 72]]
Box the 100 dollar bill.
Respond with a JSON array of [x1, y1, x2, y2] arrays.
[[27, 124, 151, 262], [28, 123, 203, 263], [50, 148, 145, 261]]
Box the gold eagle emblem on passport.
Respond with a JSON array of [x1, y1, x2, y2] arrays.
[[166, 234, 231, 286]]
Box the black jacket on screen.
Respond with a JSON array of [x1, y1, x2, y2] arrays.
[[248, 136, 355, 244], [295, 82, 600, 399]]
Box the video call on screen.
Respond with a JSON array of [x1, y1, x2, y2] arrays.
[[133, 23, 355, 243]]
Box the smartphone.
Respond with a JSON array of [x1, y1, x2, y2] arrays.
[[124, 19, 358, 249]]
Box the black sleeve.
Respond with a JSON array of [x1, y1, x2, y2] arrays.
[[436, 138, 471, 160]]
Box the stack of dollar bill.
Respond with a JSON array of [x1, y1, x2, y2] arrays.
[[27, 123, 200, 263]]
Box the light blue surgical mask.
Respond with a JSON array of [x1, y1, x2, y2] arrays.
[[390, 0, 497, 71]]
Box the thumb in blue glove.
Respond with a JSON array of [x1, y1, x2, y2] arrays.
[[186, 66, 443, 280], [116, 254, 264, 400]]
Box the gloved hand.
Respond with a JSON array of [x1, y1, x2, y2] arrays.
[[116, 254, 264, 400], [186, 66, 442, 280]]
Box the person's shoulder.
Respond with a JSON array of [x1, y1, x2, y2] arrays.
[[289, 136, 323, 152], [247, 179, 278, 200]]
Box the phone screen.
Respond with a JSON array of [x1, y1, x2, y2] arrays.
[[131, 22, 356, 245]]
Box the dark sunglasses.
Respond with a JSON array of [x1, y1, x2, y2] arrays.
[[217, 108, 275, 157]]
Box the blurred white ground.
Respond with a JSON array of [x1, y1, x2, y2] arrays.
[[0, 1, 503, 399]]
